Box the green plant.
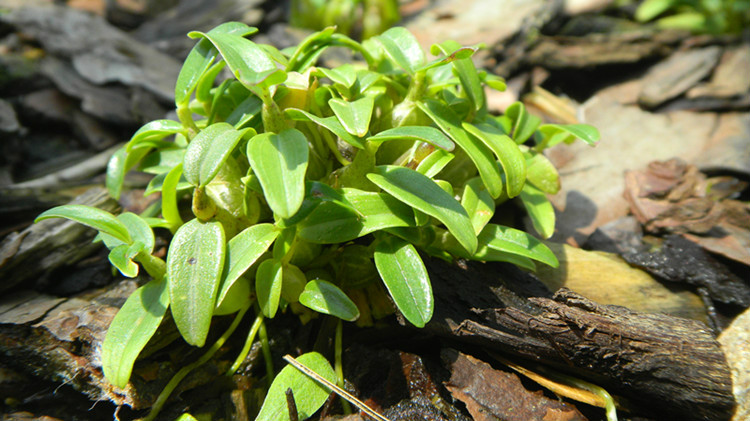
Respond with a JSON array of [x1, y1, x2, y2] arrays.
[[290, 0, 400, 39], [35, 23, 598, 420], [635, 0, 750, 34]]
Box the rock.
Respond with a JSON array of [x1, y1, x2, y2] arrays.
[[638, 46, 722, 108], [1, 4, 180, 102], [405, 0, 550, 50], [0, 99, 20, 133], [718, 307, 750, 421], [548, 96, 717, 244], [688, 45, 750, 99], [536, 243, 708, 322]]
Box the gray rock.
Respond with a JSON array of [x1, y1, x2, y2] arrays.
[[639, 46, 722, 108]]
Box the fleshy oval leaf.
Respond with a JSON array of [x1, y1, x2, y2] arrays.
[[167, 219, 226, 347], [299, 279, 360, 321], [374, 236, 433, 327], [368, 126, 454, 151], [256, 352, 336, 421], [183, 122, 247, 187], [329, 96, 374, 138], [35, 205, 131, 245], [102, 278, 169, 389], [247, 128, 309, 219], [256, 258, 283, 318], [366, 165, 477, 255]]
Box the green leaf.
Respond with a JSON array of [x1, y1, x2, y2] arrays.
[[415, 148, 454, 178], [256, 352, 336, 421], [214, 276, 251, 316], [374, 236, 433, 327], [161, 163, 185, 229], [102, 278, 169, 389], [285, 108, 365, 149], [226, 95, 263, 128], [219, 223, 279, 304], [462, 122, 526, 197], [505, 102, 541, 145], [247, 128, 310, 219], [418, 99, 503, 198], [297, 201, 364, 244], [635, 0, 676, 21], [367, 165, 477, 254], [108, 244, 140, 278], [477, 224, 558, 267], [656, 12, 707, 31], [299, 279, 360, 321], [126, 120, 184, 152], [519, 184, 556, 239], [189, 25, 285, 91], [461, 177, 495, 235], [341, 188, 416, 234], [419, 46, 475, 72], [183, 122, 248, 187], [314, 64, 357, 89], [278, 181, 351, 229], [524, 151, 560, 194], [256, 258, 283, 318], [432, 40, 485, 117], [375, 27, 425, 74], [35, 205, 131, 245], [118, 212, 155, 253], [195, 61, 227, 104], [329, 96, 374, 137], [176, 22, 257, 105], [536, 124, 600, 150], [167, 219, 226, 347], [368, 126, 455, 151]]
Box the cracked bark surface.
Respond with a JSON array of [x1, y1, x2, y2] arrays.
[[424, 257, 735, 421]]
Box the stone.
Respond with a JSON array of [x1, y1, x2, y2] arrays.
[[718, 307, 750, 421]]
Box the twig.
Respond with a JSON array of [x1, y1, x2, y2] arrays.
[[283, 355, 391, 421]]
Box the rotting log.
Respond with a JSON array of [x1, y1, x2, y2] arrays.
[[424, 257, 735, 421]]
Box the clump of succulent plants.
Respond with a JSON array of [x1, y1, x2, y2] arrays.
[[36, 23, 598, 420]]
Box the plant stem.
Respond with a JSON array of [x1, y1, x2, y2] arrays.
[[259, 319, 275, 388], [136, 252, 166, 281], [335, 319, 352, 415], [140, 305, 249, 421], [176, 103, 198, 136], [225, 311, 264, 376]]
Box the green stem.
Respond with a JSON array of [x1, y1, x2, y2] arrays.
[[259, 320, 274, 388], [261, 93, 287, 134], [176, 103, 198, 137], [335, 319, 352, 415], [225, 310, 264, 376], [135, 252, 166, 281], [140, 305, 249, 421]]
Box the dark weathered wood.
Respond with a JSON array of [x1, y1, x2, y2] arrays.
[[424, 257, 735, 421], [0, 187, 120, 293]]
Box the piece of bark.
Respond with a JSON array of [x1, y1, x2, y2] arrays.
[[423, 258, 735, 421], [0, 187, 119, 293], [443, 349, 587, 421]]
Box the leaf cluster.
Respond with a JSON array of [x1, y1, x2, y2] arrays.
[[635, 0, 750, 34], [35, 23, 599, 420]]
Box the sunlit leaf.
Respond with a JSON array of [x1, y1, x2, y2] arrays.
[[35, 205, 131, 245], [418, 99, 503, 198], [219, 223, 279, 305], [415, 148, 454, 178], [167, 219, 226, 347], [505, 102, 541, 145], [635, 0, 675, 21], [367, 165, 477, 254], [519, 184, 556, 239], [256, 352, 336, 421], [374, 236, 433, 327], [525, 151, 560, 194], [183, 122, 248, 187], [478, 224, 558, 267], [256, 258, 283, 318], [367, 126, 454, 151], [536, 124, 600, 150], [299, 279, 359, 321], [375, 27, 425, 74], [126, 120, 184, 152], [102, 278, 169, 389], [463, 122, 526, 197], [108, 244, 140, 278], [247, 128, 309, 219], [297, 201, 363, 244], [432, 40, 485, 117], [329, 96, 374, 137], [285, 108, 365, 149], [461, 177, 494, 235]]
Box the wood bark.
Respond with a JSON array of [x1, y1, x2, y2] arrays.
[[424, 257, 735, 421]]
